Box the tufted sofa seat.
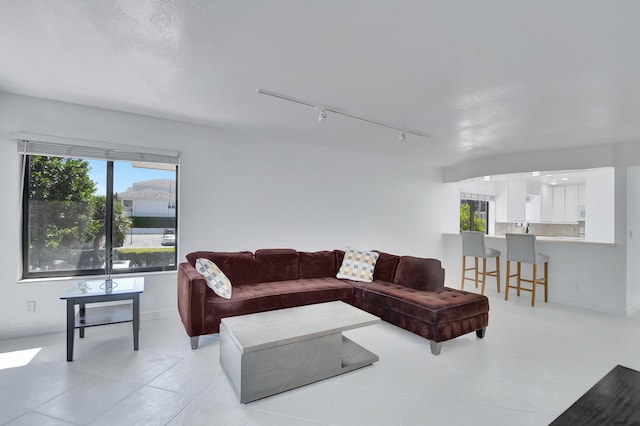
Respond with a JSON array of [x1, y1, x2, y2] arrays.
[[178, 248, 489, 355], [203, 277, 353, 325], [351, 283, 489, 354]]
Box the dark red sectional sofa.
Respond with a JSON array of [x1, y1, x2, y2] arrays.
[[177, 248, 489, 355]]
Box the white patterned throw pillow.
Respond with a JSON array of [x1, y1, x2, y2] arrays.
[[195, 258, 233, 299], [336, 247, 379, 283]]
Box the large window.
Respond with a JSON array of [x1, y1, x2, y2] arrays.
[[20, 138, 179, 279]]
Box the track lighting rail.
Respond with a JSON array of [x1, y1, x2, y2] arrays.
[[256, 88, 429, 139]]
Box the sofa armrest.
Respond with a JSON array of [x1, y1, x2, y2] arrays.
[[178, 261, 208, 337]]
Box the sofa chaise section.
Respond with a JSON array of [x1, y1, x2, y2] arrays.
[[352, 283, 489, 355]]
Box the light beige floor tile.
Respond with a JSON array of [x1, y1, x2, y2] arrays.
[[33, 375, 141, 424], [249, 410, 329, 426], [0, 362, 94, 424], [168, 398, 255, 426], [4, 411, 74, 426], [89, 386, 194, 425], [148, 359, 222, 396]]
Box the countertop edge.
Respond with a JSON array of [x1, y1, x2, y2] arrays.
[[442, 233, 616, 246]]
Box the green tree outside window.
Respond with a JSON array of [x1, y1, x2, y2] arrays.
[[460, 200, 487, 232]]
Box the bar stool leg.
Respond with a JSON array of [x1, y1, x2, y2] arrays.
[[495, 256, 501, 293], [517, 262, 522, 296], [474, 257, 479, 288], [505, 261, 511, 301], [481, 258, 487, 295], [532, 264, 537, 307], [461, 256, 466, 290], [544, 262, 549, 302]]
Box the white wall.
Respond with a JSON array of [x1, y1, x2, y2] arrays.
[[585, 168, 615, 243], [0, 92, 447, 338], [627, 166, 640, 314], [131, 199, 174, 217]]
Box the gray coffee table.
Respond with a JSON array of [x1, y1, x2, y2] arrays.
[[220, 301, 380, 403]]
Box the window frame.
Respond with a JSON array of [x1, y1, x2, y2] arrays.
[[19, 138, 180, 279], [460, 199, 490, 234]]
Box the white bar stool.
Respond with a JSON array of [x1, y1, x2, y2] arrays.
[[461, 231, 501, 295], [505, 233, 549, 307]]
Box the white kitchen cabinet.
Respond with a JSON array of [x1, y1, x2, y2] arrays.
[[565, 185, 579, 222], [552, 187, 565, 221], [495, 180, 526, 222], [541, 185, 580, 222], [525, 194, 541, 223], [578, 183, 586, 206], [540, 184, 553, 222]]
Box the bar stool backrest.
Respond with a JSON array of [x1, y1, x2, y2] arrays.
[[506, 233, 537, 264], [461, 231, 487, 258]]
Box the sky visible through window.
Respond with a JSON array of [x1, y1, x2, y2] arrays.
[[88, 160, 173, 194]]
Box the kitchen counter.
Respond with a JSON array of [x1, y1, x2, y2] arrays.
[[444, 233, 613, 245], [441, 232, 623, 315]]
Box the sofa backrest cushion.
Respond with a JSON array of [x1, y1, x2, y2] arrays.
[[394, 256, 445, 291], [334, 250, 345, 270], [299, 251, 337, 279], [372, 251, 401, 282], [186, 249, 300, 285], [186, 251, 257, 286], [254, 249, 300, 283]]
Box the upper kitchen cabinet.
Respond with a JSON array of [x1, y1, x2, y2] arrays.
[[540, 184, 581, 223], [552, 186, 566, 221], [578, 183, 586, 206], [564, 185, 580, 222], [495, 180, 526, 223], [540, 184, 553, 222]]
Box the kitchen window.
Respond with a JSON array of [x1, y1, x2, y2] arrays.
[[460, 199, 489, 233]]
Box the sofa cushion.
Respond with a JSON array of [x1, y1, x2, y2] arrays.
[[372, 251, 400, 282], [254, 249, 300, 282], [352, 282, 488, 325], [334, 250, 345, 268], [355, 297, 488, 343], [186, 251, 258, 285], [195, 258, 232, 299], [204, 277, 354, 319], [394, 256, 444, 291], [336, 247, 380, 283], [299, 251, 337, 279]]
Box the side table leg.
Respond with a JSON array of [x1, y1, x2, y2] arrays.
[[79, 302, 85, 338], [133, 294, 140, 351], [66, 299, 75, 362]]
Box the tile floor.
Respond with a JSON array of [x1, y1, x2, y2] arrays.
[[2, 288, 640, 425]]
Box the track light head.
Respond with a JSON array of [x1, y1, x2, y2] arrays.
[[399, 131, 406, 141], [318, 109, 327, 123]]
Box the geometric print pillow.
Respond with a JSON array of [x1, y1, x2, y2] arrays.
[[195, 258, 233, 299], [336, 247, 380, 283]]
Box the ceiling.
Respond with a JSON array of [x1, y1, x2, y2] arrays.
[[1, 1, 639, 167]]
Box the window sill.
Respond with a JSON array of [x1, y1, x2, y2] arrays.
[[18, 269, 176, 285]]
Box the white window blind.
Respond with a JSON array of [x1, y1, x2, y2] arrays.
[[460, 192, 495, 202], [15, 132, 180, 165]]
